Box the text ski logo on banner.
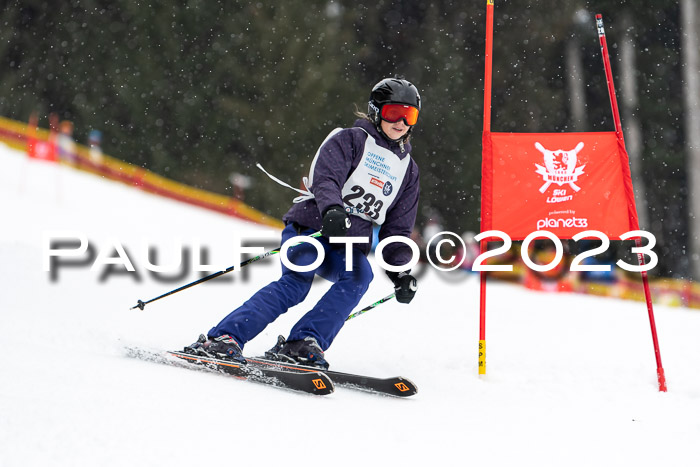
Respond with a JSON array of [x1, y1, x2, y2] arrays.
[[534, 142, 586, 203]]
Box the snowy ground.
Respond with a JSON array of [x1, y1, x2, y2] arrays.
[[1, 143, 699, 467]]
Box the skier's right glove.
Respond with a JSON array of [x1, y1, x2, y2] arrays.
[[322, 205, 351, 237], [387, 271, 418, 304]]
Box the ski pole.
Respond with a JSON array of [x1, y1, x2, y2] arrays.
[[345, 293, 395, 321], [130, 231, 322, 310]]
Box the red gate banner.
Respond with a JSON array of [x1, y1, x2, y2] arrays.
[[481, 130, 639, 240]]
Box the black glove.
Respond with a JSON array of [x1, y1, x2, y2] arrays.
[[322, 205, 351, 237], [387, 271, 417, 304]]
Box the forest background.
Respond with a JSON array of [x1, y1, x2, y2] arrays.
[[1, 0, 698, 279]]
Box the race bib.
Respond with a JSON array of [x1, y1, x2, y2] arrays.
[[340, 129, 410, 225]]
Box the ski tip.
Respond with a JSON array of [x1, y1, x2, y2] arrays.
[[309, 373, 335, 395], [390, 377, 418, 397]]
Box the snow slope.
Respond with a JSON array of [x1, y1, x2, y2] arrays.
[[1, 143, 699, 467]]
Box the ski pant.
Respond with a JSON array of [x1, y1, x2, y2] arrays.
[[208, 223, 374, 350]]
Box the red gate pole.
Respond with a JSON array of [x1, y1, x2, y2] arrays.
[[596, 14, 667, 392], [479, 0, 495, 375]]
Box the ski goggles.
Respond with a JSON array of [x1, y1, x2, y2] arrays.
[[380, 104, 420, 126]]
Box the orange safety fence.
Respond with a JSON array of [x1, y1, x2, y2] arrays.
[[0, 115, 283, 230]]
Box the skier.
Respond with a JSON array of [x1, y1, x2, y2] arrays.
[[185, 78, 422, 369]]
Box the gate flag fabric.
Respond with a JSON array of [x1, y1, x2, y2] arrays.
[[481, 130, 640, 240]]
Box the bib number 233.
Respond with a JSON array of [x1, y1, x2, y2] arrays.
[[342, 185, 384, 220]]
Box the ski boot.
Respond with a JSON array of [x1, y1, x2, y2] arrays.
[[265, 335, 329, 370], [184, 334, 246, 364]]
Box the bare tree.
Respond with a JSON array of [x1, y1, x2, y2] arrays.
[[681, 0, 700, 279], [565, 39, 586, 130], [566, 8, 589, 131], [619, 11, 649, 230]]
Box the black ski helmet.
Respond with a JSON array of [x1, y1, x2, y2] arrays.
[[367, 78, 421, 137]]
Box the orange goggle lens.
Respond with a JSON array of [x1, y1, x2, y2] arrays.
[[380, 104, 419, 126]]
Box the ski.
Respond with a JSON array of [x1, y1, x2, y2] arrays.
[[125, 347, 334, 396], [246, 356, 418, 397]]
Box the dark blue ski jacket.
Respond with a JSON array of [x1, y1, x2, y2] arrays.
[[283, 119, 420, 268]]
